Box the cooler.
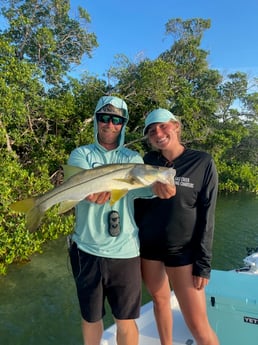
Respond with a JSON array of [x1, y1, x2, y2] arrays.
[[206, 270, 258, 345]]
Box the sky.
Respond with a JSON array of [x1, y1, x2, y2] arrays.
[[70, 0, 258, 81]]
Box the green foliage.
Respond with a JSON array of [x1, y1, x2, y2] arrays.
[[0, 14, 257, 274], [0, 150, 75, 275], [217, 160, 258, 193], [112, 58, 177, 133], [238, 163, 258, 192], [1, 0, 98, 85]]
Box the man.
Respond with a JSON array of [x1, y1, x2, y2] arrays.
[[68, 97, 175, 345]]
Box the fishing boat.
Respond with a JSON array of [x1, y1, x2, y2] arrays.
[[101, 251, 258, 345]]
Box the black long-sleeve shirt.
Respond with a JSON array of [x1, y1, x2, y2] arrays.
[[135, 148, 218, 279]]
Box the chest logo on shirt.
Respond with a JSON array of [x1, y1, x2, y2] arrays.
[[175, 176, 194, 188]]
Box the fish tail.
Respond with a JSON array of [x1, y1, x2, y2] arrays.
[[9, 198, 36, 213], [9, 198, 43, 232], [26, 206, 44, 232]]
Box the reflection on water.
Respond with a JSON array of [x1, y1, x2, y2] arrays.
[[0, 193, 257, 344]]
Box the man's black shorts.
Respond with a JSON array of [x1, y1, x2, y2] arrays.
[[69, 242, 141, 322]]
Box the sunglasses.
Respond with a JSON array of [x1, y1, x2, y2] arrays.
[[97, 114, 125, 125]]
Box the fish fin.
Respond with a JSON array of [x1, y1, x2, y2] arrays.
[[59, 200, 78, 214], [62, 165, 85, 181], [9, 198, 43, 232], [110, 189, 128, 206]]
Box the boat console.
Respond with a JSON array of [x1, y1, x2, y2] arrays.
[[206, 252, 258, 345]]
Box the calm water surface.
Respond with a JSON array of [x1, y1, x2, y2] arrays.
[[0, 193, 257, 345]]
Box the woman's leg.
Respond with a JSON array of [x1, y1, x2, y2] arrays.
[[141, 258, 173, 345], [167, 264, 219, 345]]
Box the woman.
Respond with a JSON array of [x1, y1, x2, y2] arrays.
[[135, 108, 220, 345]]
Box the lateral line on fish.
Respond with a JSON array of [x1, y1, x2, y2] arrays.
[[17, 164, 141, 207]]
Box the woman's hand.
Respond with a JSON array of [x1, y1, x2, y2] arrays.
[[193, 275, 209, 290], [152, 182, 176, 199]]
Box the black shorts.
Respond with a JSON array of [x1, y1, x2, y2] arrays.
[[69, 243, 141, 322], [140, 244, 194, 267]]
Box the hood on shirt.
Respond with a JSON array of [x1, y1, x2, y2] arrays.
[[94, 95, 129, 150]]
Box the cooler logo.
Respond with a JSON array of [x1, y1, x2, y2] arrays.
[[244, 316, 258, 325]]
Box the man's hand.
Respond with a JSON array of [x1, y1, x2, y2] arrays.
[[86, 192, 111, 204], [152, 181, 176, 199]]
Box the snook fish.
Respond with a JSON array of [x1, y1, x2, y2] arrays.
[[10, 163, 176, 232]]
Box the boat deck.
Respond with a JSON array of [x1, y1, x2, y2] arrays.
[[101, 255, 258, 345], [101, 293, 196, 345]]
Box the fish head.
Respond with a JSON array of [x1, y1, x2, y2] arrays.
[[130, 164, 176, 186]]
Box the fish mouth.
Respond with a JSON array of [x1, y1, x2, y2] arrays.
[[164, 168, 176, 185]]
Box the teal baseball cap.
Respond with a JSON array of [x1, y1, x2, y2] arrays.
[[143, 108, 179, 135]]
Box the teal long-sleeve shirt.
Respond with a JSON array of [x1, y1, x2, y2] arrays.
[[68, 143, 154, 259]]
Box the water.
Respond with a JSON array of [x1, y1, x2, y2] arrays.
[[212, 193, 258, 270], [0, 193, 257, 345], [0, 241, 82, 345]]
